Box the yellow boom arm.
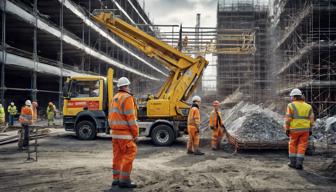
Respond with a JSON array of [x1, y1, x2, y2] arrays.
[[93, 11, 208, 117]]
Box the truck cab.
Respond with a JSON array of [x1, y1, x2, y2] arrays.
[[63, 75, 109, 140]]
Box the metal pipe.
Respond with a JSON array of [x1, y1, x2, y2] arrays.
[[1, 0, 6, 103]]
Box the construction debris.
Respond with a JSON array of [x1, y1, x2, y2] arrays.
[[223, 102, 287, 142], [312, 116, 336, 144], [221, 88, 244, 107], [0, 128, 61, 145]]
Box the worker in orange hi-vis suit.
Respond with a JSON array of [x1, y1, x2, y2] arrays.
[[187, 95, 204, 155], [209, 100, 226, 150], [18, 100, 33, 149], [31, 101, 38, 123], [108, 77, 138, 189], [284, 88, 314, 170]]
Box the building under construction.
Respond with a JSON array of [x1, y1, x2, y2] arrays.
[[216, 0, 269, 104], [0, 0, 167, 112], [270, 0, 336, 117], [216, 0, 336, 117]]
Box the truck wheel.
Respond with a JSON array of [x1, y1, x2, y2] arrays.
[[76, 120, 96, 140], [151, 124, 175, 146]]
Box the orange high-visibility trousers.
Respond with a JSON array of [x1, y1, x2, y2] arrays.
[[211, 127, 224, 149], [289, 131, 309, 159], [187, 126, 200, 152], [112, 139, 137, 182]]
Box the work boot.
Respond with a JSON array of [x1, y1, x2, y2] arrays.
[[119, 180, 137, 188], [287, 157, 296, 169], [187, 150, 193, 154], [111, 180, 119, 187], [296, 157, 304, 170], [193, 150, 205, 155]]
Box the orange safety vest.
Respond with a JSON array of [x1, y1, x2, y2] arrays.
[[188, 106, 200, 128], [19, 106, 33, 125], [209, 110, 223, 129], [108, 91, 139, 140], [32, 102, 38, 121]]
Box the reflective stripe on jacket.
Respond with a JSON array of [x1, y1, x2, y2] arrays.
[[108, 91, 139, 140], [285, 101, 314, 132], [19, 106, 33, 125], [188, 106, 200, 127], [8, 106, 17, 115], [209, 110, 223, 129]]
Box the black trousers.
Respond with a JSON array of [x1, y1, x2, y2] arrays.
[[23, 124, 30, 147]]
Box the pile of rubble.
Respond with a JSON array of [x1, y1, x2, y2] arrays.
[[312, 116, 336, 144], [221, 88, 243, 106], [223, 101, 287, 142]]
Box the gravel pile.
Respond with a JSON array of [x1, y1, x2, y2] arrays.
[[223, 102, 287, 142], [312, 116, 336, 144]]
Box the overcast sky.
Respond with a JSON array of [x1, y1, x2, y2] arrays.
[[145, 0, 218, 27], [144, 0, 270, 27]]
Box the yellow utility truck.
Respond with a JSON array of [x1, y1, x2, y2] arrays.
[[62, 10, 208, 146]]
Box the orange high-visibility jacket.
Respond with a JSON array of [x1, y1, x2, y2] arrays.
[[19, 106, 33, 125], [209, 110, 223, 129], [188, 106, 200, 128], [109, 91, 139, 140], [284, 101, 314, 132], [32, 102, 38, 121]]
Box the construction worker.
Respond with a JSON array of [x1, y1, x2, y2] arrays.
[[209, 100, 226, 150], [90, 81, 100, 97], [109, 77, 138, 188], [32, 101, 38, 123], [7, 102, 17, 126], [284, 88, 314, 170], [47, 102, 56, 126], [187, 95, 204, 155], [19, 100, 33, 149], [0, 103, 5, 126]]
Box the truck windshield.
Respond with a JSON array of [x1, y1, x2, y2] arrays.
[[70, 80, 100, 98]]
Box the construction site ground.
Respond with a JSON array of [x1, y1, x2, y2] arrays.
[[0, 128, 335, 192]]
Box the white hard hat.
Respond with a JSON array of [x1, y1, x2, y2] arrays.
[[11, 102, 14, 105], [192, 95, 201, 102], [290, 88, 302, 97], [117, 77, 131, 88], [25, 100, 32, 106]]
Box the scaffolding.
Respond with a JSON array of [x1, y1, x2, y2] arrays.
[[0, 0, 167, 114], [270, 0, 336, 117], [217, 0, 270, 103]]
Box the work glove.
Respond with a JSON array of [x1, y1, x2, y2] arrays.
[[210, 126, 214, 130], [309, 131, 312, 136], [285, 130, 290, 137]]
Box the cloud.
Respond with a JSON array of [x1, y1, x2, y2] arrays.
[[145, 0, 217, 27]]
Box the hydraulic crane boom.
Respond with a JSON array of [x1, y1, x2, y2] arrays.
[[92, 11, 208, 118]]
